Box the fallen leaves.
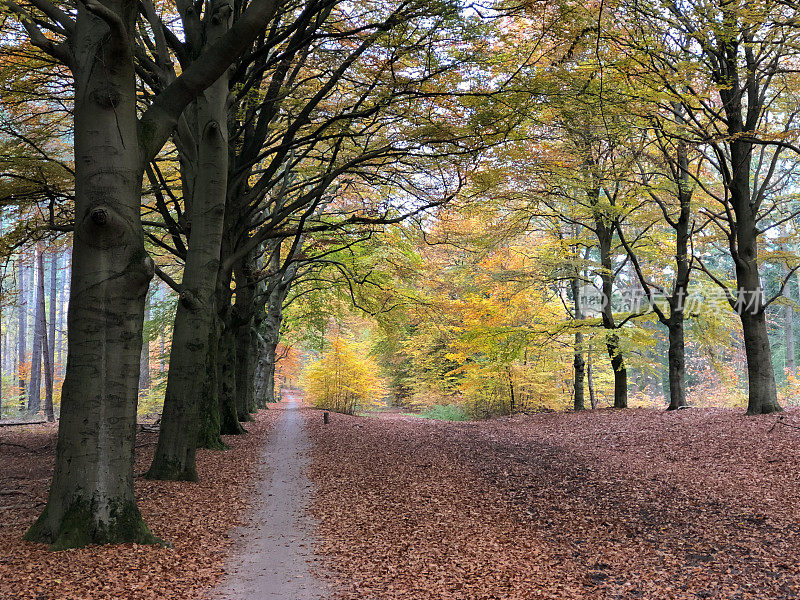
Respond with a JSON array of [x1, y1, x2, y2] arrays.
[[0, 410, 278, 600], [308, 407, 800, 600]]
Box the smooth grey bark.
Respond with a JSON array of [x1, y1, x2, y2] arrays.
[[24, 9, 160, 549], [48, 253, 57, 389], [28, 246, 45, 415], [17, 254, 27, 411], [148, 3, 233, 479]]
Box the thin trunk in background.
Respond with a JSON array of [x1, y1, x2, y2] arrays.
[[56, 254, 68, 371], [139, 290, 151, 392], [784, 262, 796, 376], [0, 262, 3, 415], [571, 276, 585, 411], [38, 253, 54, 422], [18, 254, 27, 411], [29, 247, 45, 415], [48, 253, 57, 388], [587, 344, 597, 409], [787, 305, 795, 376]]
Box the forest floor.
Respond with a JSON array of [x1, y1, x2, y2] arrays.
[[0, 409, 278, 600], [308, 406, 800, 600], [3, 405, 800, 600]]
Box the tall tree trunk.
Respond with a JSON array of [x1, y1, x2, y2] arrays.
[[18, 254, 28, 411], [718, 57, 781, 413], [48, 253, 57, 390], [148, 12, 233, 476], [666, 318, 687, 410], [597, 224, 627, 409], [24, 11, 158, 548], [731, 216, 780, 414], [28, 246, 45, 415], [139, 291, 151, 391], [740, 310, 780, 414]]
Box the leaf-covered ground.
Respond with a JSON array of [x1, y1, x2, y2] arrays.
[[308, 407, 800, 600], [0, 409, 277, 600]]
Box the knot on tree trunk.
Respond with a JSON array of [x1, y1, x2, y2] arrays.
[[91, 85, 122, 109], [179, 289, 201, 311], [81, 204, 129, 249]]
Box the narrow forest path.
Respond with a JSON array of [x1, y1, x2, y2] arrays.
[[211, 397, 323, 600]]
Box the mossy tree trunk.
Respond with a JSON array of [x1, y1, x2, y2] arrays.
[[25, 7, 160, 548], [20, 0, 281, 547]]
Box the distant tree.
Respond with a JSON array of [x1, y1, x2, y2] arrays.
[[302, 336, 386, 415]]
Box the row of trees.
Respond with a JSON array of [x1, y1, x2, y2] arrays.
[[1, 0, 481, 549]]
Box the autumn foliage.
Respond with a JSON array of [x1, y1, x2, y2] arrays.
[[301, 337, 387, 415]]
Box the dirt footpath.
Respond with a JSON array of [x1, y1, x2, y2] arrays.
[[212, 398, 325, 600]]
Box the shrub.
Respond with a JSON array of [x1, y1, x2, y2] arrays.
[[302, 337, 387, 415]]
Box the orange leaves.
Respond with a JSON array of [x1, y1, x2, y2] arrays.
[[310, 407, 800, 600], [0, 411, 279, 600]]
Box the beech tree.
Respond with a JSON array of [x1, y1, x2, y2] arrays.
[[6, 0, 282, 548], [613, 0, 800, 414], [615, 106, 697, 411], [141, 0, 470, 479]]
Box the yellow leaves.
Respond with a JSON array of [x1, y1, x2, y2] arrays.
[[301, 336, 388, 414]]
